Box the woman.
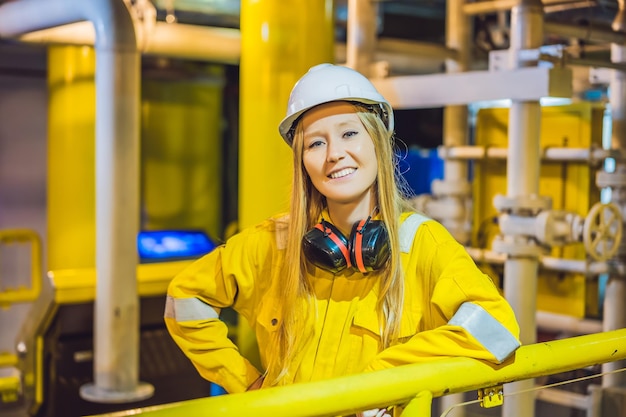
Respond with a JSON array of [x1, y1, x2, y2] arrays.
[[164, 64, 520, 401]]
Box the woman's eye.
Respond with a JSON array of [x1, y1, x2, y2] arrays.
[[307, 140, 324, 149], [343, 130, 358, 138]]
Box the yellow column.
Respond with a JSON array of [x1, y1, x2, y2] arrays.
[[239, 0, 334, 229], [238, 0, 334, 371], [141, 64, 225, 240], [47, 46, 96, 270]]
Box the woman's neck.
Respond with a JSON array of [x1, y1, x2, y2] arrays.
[[326, 194, 376, 236]]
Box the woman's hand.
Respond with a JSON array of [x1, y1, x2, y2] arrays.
[[357, 408, 391, 417]]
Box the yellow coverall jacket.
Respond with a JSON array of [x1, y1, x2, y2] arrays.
[[164, 212, 521, 394]]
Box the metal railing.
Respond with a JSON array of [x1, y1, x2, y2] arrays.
[[94, 328, 626, 417]]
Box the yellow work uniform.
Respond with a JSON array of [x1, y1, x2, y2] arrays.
[[164, 212, 520, 394]]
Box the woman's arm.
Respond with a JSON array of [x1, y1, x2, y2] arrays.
[[164, 227, 268, 393], [365, 221, 520, 372]]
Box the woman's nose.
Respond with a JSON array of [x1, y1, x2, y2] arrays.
[[326, 140, 345, 162]]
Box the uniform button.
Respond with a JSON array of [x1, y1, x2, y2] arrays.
[[271, 318, 278, 326]]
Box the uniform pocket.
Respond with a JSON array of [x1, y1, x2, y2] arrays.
[[352, 294, 422, 345]]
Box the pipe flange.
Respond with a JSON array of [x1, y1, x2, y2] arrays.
[[492, 235, 547, 257], [596, 170, 626, 189], [493, 194, 552, 214], [431, 179, 471, 197]]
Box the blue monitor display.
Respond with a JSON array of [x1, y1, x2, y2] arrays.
[[138, 230, 217, 262]]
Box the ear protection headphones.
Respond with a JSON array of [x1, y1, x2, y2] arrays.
[[302, 217, 391, 274]]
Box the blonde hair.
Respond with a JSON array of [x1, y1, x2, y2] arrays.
[[267, 102, 412, 384]]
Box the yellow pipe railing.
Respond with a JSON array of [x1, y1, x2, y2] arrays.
[[0, 228, 42, 308], [92, 328, 626, 417]]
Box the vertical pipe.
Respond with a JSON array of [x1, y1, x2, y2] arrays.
[[602, 42, 626, 388], [239, 0, 334, 229], [439, 0, 470, 413], [402, 390, 433, 417], [79, 0, 152, 402], [502, 1, 544, 416], [346, 0, 378, 75], [0, 0, 152, 403], [83, 47, 152, 400]]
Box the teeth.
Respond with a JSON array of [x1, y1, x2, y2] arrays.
[[329, 168, 355, 179]]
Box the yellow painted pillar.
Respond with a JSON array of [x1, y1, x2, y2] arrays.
[[47, 46, 96, 270], [141, 64, 225, 240], [238, 0, 334, 371], [239, 0, 334, 229]]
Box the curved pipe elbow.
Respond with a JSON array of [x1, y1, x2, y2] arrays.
[[0, 0, 136, 52]]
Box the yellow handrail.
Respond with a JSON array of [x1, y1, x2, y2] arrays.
[[0, 228, 42, 308], [0, 352, 19, 403], [92, 328, 626, 417]]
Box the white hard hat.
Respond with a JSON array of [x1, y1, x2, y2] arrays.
[[278, 63, 394, 146]]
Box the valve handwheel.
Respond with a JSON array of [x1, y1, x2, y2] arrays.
[[583, 202, 623, 262]]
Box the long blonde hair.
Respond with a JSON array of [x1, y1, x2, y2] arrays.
[[268, 102, 412, 384]]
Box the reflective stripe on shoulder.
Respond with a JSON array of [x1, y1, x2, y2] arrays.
[[399, 213, 430, 253], [274, 215, 290, 250], [164, 295, 220, 322], [448, 302, 520, 363]]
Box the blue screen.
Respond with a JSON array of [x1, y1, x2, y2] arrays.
[[137, 230, 216, 261]]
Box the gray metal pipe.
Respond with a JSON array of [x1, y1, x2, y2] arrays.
[[502, 1, 544, 416], [0, 0, 152, 403]]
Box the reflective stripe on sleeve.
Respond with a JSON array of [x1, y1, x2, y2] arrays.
[[448, 302, 520, 363], [164, 295, 220, 322]]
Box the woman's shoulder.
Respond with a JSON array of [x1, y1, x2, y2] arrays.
[[399, 211, 456, 246], [229, 213, 290, 249]]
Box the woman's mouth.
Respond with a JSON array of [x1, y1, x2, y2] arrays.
[[328, 168, 356, 179]]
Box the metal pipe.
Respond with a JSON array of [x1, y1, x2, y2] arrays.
[[535, 388, 590, 410], [346, 0, 378, 75], [15, 17, 456, 75], [536, 310, 603, 335], [18, 20, 242, 64], [93, 328, 626, 417], [465, 246, 615, 275], [503, 258, 539, 416], [544, 21, 626, 45], [440, 145, 615, 162], [0, 0, 152, 403], [463, 0, 583, 15], [602, 276, 626, 387], [403, 390, 433, 417], [603, 0, 626, 383], [435, 0, 472, 247], [501, 1, 545, 416]]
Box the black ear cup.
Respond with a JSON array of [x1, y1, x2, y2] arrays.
[[302, 218, 390, 274], [302, 220, 352, 273], [349, 219, 391, 273]]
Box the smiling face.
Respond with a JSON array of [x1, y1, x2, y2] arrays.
[[301, 101, 378, 212]]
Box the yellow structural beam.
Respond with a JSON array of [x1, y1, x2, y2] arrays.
[[47, 45, 97, 270], [48, 260, 193, 305], [91, 328, 626, 417]]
